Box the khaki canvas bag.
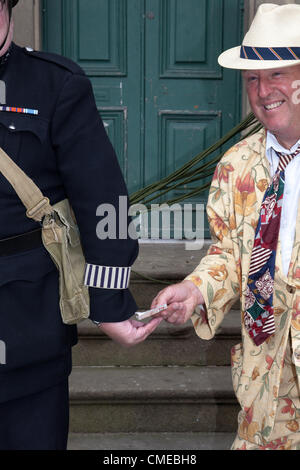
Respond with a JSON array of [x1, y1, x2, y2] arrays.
[[0, 147, 89, 325]]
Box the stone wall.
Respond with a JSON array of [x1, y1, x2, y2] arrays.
[[12, 0, 41, 50]]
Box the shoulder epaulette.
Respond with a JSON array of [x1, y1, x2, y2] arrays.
[[23, 47, 84, 75]]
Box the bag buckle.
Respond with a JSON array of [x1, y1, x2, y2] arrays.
[[26, 197, 51, 220]]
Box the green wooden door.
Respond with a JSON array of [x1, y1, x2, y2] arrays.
[[42, 0, 243, 237]]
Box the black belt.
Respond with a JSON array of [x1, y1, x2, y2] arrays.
[[0, 228, 42, 257]]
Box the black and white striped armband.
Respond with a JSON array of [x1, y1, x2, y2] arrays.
[[84, 264, 131, 289]]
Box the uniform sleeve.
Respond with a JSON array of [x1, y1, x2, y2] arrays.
[[51, 71, 138, 323], [185, 157, 240, 339]]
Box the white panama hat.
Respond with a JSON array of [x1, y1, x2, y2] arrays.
[[218, 3, 300, 70]]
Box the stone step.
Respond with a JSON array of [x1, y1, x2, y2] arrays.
[[129, 279, 240, 310], [69, 365, 238, 433], [132, 241, 211, 281], [130, 240, 212, 310], [67, 432, 236, 450], [129, 279, 239, 315], [129, 280, 174, 310], [72, 309, 241, 367], [130, 241, 239, 311]]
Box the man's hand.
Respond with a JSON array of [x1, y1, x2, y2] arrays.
[[98, 316, 163, 347], [151, 280, 204, 325]]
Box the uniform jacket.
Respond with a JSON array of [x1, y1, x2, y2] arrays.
[[186, 128, 300, 445], [0, 43, 138, 402]]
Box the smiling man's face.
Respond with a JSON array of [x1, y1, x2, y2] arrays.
[[243, 64, 300, 149]]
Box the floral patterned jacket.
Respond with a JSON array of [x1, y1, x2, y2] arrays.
[[185, 128, 300, 445]]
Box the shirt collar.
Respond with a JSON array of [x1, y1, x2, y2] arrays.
[[266, 131, 300, 155]]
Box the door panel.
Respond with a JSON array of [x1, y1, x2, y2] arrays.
[[160, 0, 222, 78], [67, 0, 127, 76]]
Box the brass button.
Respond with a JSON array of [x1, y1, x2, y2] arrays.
[[286, 285, 296, 294]]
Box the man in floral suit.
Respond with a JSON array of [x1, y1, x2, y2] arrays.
[[152, 3, 300, 450]]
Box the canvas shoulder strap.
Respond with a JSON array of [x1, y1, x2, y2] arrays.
[[0, 147, 53, 222]]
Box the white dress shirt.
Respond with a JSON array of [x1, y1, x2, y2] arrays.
[[266, 131, 300, 276]]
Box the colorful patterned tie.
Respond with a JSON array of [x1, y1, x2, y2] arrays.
[[244, 147, 300, 346]]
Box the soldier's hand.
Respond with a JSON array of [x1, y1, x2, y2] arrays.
[[151, 280, 204, 325], [98, 317, 163, 347]]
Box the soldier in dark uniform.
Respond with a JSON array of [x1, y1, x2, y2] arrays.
[[0, 0, 162, 450]]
